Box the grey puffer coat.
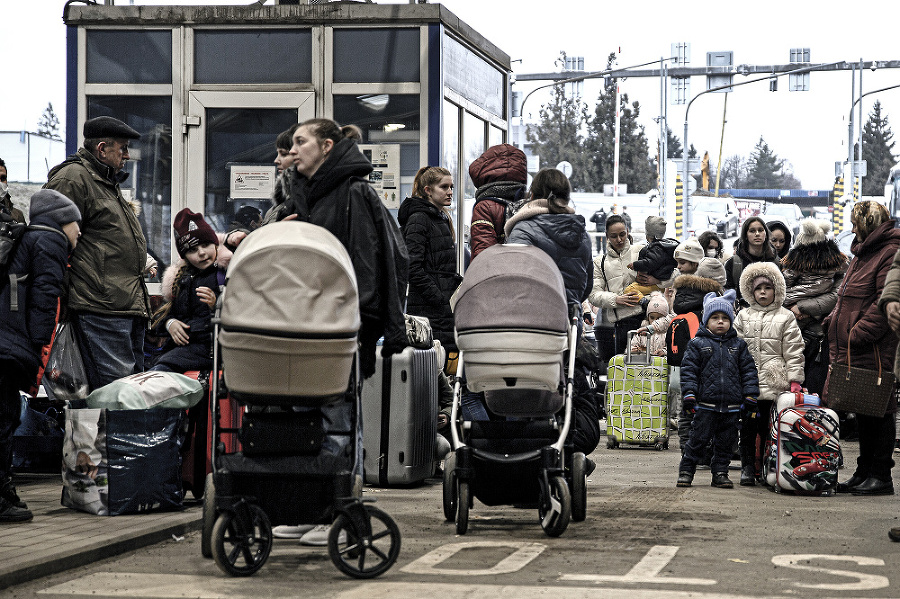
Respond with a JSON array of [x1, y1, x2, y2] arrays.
[[398, 196, 460, 352], [781, 239, 848, 337], [733, 262, 806, 401]]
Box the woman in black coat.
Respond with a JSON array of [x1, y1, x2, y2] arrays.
[[398, 166, 461, 361]]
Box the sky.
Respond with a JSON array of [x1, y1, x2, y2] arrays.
[[4, 0, 900, 190]]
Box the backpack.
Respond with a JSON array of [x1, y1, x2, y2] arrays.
[[0, 212, 68, 310], [665, 311, 700, 367]]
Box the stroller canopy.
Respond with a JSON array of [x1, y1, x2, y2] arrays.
[[453, 243, 568, 333], [221, 221, 360, 337]]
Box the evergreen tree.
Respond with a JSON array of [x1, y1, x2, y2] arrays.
[[37, 103, 61, 140], [583, 53, 656, 193], [861, 101, 897, 196], [526, 53, 594, 191], [746, 136, 785, 188], [666, 127, 683, 159]]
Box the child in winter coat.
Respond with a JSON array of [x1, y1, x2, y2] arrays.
[[678, 289, 760, 489], [631, 292, 671, 356], [733, 262, 806, 486], [149, 209, 224, 373], [0, 190, 81, 523]]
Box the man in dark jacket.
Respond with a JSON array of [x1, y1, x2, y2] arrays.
[[677, 289, 759, 489], [0, 190, 81, 522], [44, 116, 149, 391]]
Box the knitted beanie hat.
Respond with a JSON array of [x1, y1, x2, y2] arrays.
[[674, 237, 704, 264], [29, 189, 81, 227], [645, 291, 669, 317], [751, 274, 774, 293], [695, 257, 727, 287], [702, 289, 736, 325], [645, 215, 667, 240], [173, 208, 218, 258]]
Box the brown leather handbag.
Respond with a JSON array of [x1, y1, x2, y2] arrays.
[[825, 345, 896, 417]]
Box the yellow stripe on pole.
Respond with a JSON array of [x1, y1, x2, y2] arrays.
[[675, 174, 683, 238], [833, 176, 844, 234]]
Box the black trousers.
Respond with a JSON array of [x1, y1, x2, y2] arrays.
[[739, 399, 773, 471], [0, 362, 24, 482], [854, 413, 897, 480]]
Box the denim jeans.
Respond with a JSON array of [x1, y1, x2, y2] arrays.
[[679, 410, 739, 475], [73, 313, 146, 391]]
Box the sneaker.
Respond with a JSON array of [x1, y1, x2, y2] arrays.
[[299, 524, 346, 547], [676, 471, 693, 487], [0, 479, 26, 510], [711, 473, 734, 489], [890, 527, 900, 542], [272, 524, 316, 539], [0, 497, 33, 523]]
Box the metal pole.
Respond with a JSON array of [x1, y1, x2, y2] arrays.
[[614, 77, 621, 199], [858, 58, 864, 190], [683, 114, 690, 238], [660, 56, 667, 214], [715, 93, 728, 197], [848, 63, 856, 164]]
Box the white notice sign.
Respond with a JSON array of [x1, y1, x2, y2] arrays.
[[359, 144, 401, 209], [229, 165, 277, 200]]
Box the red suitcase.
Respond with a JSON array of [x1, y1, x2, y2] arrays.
[[181, 371, 241, 499]]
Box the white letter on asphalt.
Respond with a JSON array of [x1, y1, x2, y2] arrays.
[[771, 554, 889, 590], [561, 545, 715, 585], [401, 542, 545, 576]]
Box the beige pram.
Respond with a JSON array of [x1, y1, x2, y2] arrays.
[[202, 221, 399, 578], [442, 243, 588, 537]]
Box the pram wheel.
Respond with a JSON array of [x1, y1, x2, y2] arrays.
[[455, 480, 470, 535], [329, 505, 401, 579], [442, 453, 457, 522], [539, 475, 571, 537], [570, 453, 587, 522], [212, 504, 273, 577], [201, 473, 216, 559]]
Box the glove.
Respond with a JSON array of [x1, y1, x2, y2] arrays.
[[682, 394, 697, 415], [741, 397, 760, 420], [790, 382, 802, 394]]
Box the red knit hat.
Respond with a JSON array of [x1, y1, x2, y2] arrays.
[[173, 208, 218, 258]]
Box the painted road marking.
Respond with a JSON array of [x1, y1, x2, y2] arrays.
[[561, 545, 716, 585], [771, 554, 889, 590], [401, 541, 545, 576]]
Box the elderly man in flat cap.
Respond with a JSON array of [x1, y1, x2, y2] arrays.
[[44, 116, 150, 391]]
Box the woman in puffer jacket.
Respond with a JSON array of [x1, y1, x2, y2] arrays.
[[734, 261, 806, 486], [781, 218, 848, 395], [589, 214, 644, 363], [398, 166, 461, 361], [506, 168, 599, 457]]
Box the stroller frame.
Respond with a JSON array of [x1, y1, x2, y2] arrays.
[[201, 316, 400, 578], [444, 314, 586, 537]]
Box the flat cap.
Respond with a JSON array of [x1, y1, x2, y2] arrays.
[[83, 116, 141, 140]]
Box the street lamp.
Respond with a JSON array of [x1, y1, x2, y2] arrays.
[[682, 61, 846, 238]]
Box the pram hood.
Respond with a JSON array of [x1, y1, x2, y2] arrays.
[[221, 221, 360, 336], [453, 243, 568, 333]]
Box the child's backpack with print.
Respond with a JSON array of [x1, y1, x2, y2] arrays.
[[665, 311, 700, 367]]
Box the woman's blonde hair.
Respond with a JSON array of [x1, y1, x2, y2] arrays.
[[411, 165, 455, 241]]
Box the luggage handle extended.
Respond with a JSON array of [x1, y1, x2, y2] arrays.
[[625, 330, 652, 365]]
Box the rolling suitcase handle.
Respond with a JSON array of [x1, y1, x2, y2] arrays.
[[625, 330, 652, 365]]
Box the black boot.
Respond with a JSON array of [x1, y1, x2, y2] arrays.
[[711, 472, 733, 488], [849, 477, 894, 496], [740, 466, 756, 487], [676, 471, 693, 487], [836, 473, 868, 493], [0, 497, 33, 523], [1, 478, 27, 510]]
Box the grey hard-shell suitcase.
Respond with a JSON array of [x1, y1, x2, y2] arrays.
[[362, 345, 438, 486]]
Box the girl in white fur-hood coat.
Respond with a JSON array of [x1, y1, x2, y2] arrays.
[[733, 261, 806, 485]]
